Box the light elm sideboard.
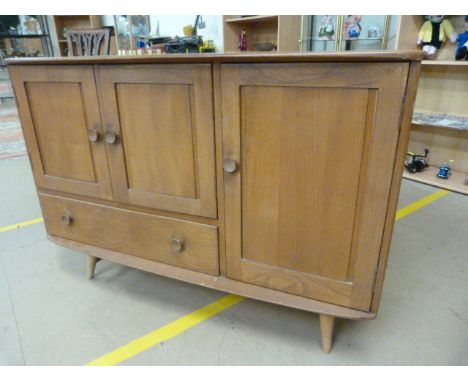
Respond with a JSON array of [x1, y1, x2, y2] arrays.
[[7, 51, 421, 353]]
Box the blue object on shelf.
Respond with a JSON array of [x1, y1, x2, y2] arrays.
[[437, 160, 454, 179]]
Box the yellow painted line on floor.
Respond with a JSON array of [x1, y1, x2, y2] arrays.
[[0, 217, 44, 233], [395, 189, 450, 221], [87, 294, 246, 366]]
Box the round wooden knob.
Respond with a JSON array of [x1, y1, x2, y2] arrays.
[[104, 131, 119, 144], [61, 214, 73, 226], [223, 158, 238, 174], [88, 128, 100, 142], [171, 237, 184, 252]]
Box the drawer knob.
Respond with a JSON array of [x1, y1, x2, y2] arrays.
[[87, 127, 100, 142], [171, 237, 184, 253], [104, 131, 119, 144], [223, 158, 238, 174], [61, 214, 73, 226]]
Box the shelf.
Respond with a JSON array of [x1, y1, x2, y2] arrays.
[[225, 16, 278, 24], [343, 38, 383, 41], [0, 34, 49, 38], [422, 60, 468, 67], [412, 111, 468, 132], [403, 166, 468, 195]]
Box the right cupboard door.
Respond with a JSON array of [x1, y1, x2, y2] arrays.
[[222, 62, 409, 311]]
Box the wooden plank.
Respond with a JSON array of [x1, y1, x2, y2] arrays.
[[225, 16, 278, 24], [6, 50, 422, 65]]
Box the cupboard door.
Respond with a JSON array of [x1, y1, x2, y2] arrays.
[[9, 65, 112, 199], [96, 64, 217, 218], [222, 63, 409, 311]]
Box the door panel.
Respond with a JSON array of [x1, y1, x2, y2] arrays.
[[242, 86, 369, 281], [115, 83, 198, 199], [9, 65, 112, 199], [96, 64, 217, 218], [222, 63, 409, 311]]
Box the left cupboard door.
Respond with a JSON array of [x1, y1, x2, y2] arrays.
[[9, 65, 113, 200]]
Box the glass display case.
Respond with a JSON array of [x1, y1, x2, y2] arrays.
[[301, 15, 391, 52], [0, 15, 52, 59], [114, 15, 150, 51], [301, 15, 338, 52]]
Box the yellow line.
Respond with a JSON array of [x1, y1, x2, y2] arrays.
[[87, 294, 246, 366], [395, 189, 450, 221], [0, 217, 44, 233]]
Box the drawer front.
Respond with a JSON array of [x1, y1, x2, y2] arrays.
[[39, 194, 219, 276]]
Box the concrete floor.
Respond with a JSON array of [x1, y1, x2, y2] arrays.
[[0, 156, 467, 365]]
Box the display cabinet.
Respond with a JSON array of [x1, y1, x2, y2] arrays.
[[113, 15, 150, 52], [300, 15, 391, 52]]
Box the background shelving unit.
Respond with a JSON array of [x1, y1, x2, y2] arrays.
[[52, 15, 103, 56], [396, 15, 468, 194], [223, 15, 301, 52]]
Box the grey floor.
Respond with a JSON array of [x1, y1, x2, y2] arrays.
[[0, 157, 467, 365]]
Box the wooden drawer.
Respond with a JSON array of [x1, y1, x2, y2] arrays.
[[39, 194, 219, 276]]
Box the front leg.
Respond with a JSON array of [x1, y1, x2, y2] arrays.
[[87, 255, 101, 280], [319, 314, 336, 353]]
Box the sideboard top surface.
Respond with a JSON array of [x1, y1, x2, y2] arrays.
[[6, 50, 422, 65]]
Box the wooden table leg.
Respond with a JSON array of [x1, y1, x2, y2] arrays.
[[319, 314, 335, 353], [87, 255, 100, 280]]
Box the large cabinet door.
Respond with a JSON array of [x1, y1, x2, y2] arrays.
[[96, 64, 217, 218], [222, 62, 409, 311], [9, 65, 112, 199]]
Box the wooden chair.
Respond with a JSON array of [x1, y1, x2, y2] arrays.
[[66, 28, 111, 56]]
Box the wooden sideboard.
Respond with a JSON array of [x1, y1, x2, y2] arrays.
[[7, 51, 421, 353]]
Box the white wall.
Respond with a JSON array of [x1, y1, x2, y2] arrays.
[[101, 15, 224, 52]]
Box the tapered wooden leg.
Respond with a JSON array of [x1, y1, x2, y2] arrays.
[[319, 314, 335, 353], [87, 255, 100, 280]]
